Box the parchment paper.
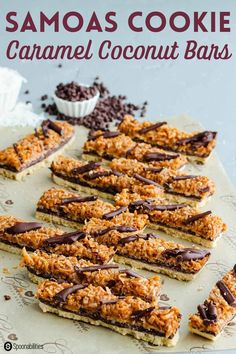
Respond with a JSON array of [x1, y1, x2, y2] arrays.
[[0, 116, 236, 354]]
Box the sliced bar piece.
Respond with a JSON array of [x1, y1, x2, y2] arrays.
[[50, 155, 164, 200], [115, 190, 227, 248], [21, 249, 161, 303], [83, 131, 187, 170], [0, 215, 114, 264], [189, 264, 236, 340], [109, 158, 215, 207], [118, 115, 217, 164], [36, 280, 181, 346], [84, 218, 210, 281], [0, 120, 75, 180], [36, 188, 148, 230]]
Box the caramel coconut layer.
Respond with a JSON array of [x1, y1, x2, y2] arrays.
[[36, 280, 181, 346], [22, 249, 161, 303], [51, 156, 164, 200], [36, 188, 148, 231], [118, 115, 217, 163], [84, 218, 210, 281], [0, 215, 114, 264], [109, 158, 215, 207], [83, 131, 187, 169], [189, 265, 236, 340], [0, 120, 75, 180], [115, 190, 227, 248]]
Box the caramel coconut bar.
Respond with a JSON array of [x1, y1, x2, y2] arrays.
[[36, 188, 148, 230], [189, 265, 236, 340], [50, 156, 164, 200], [109, 158, 215, 207], [36, 280, 181, 346], [0, 215, 114, 264], [0, 120, 75, 180], [84, 218, 210, 281], [118, 115, 217, 164], [115, 190, 227, 248], [22, 249, 161, 303], [83, 131, 187, 169]]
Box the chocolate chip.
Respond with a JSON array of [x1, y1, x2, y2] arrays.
[[41, 94, 48, 101], [4, 295, 11, 301], [24, 90, 29, 94], [5, 200, 13, 205]]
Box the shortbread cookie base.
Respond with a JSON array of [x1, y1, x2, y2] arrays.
[[148, 222, 216, 248], [81, 153, 110, 165], [114, 255, 195, 281], [35, 211, 83, 229], [0, 136, 74, 181], [0, 241, 23, 255], [188, 325, 218, 341], [39, 301, 179, 347], [52, 174, 114, 200], [28, 270, 49, 284]]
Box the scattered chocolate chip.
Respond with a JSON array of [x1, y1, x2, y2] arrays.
[[5, 200, 13, 205], [4, 295, 11, 301], [58, 63, 62, 68], [184, 211, 212, 225], [24, 90, 29, 94], [26, 100, 31, 104], [41, 103, 46, 109], [8, 333, 18, 341], [160, 294, 169, 301], [24, 291, 34, 297], [41, 94, 48, 101], [55, 82, 98, 102]]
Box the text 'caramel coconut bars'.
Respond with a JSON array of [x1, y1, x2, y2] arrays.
[[82, 131, 187, 169], [0, 215, 115, 264], [115, 190, 227, 248], [118, 115, 217, 164], [21, 248, 161, 303], [35, 188, 148, 230], [50, 155, 164, 200], [84, 218, 211, 281], [109, 157, 215, 207], [36, 279, 181, 347], [189, 264, 236, 340], [0, 120, 75, 180]]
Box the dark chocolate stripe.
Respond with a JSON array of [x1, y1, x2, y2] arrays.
[[75, 264, 119, 273], [133, 173, 163, 188], [119, 269, 143, 278], [61, 195, 97, 205], [131, 306, 155, 319], [93, 225, 138, 237], [184, 211, 212, 225], [176, 131, 217, 147], [119, 233, 157, 245], [216, 281, 236, 306], [145, 203, 186, 211], [85, 171, 112, 180], [125, 144, 137, 158], [144, 152, 179, 162], [5, 222, 42, 235], [72, 162, 101, 175], [198, 186, 210, 193], [144, 167, 163, 173], [162, 248, 210, 261], [172, 175, 197, 181], [13, 143, 24, 164], [138, 122, 167, 134], [55, 284, 87, 302], [102, 206, 127, 220], [100, 299, 118, 305], [89, 132, 121, 140], [42, 120, 63, 136], [198, 301, 217, 323], [43, 231, 86, 246]]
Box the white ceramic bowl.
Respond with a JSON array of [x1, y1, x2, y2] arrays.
[[53, 85, 99, 118]]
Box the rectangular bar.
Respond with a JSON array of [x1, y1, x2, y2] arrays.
[[189, 265, 236, 340], [35, 188, 148, 231], [83, 131, 187, 170], [0, 120, 75, 180], [0, 215, 114, 264], [115, 190, 227, 248], [36, 280, 181, 347], [21, 249, 161, 303], [84, 217, 211, 281], [118, 115, 217, 164]]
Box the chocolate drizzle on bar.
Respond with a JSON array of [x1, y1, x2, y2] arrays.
[[144, 167, 163, 173], [5, 222, 42, 235], [119, 233, 158, 245], [171, 175, 197, 181], [133, 174, 163, 188], [100, 299, 118, 305], [60, 195, 97, 205], [176, 131, 217, 148], [129, 200, 186, 213], [71, 162, 101, 175], [84, 170, 123, 180], [43, 231, 86, 246], [102, 206, 127, 220], [184, 211, 212, 225], [42, 119, 63, 136], [216, 281, 236, 306], [88, 131, 121, 141], [13, 144, 24, 164], [144, 152, 179, 162], [92, 225, 138, 237], [125, 144, 137, 158], [55, 284, 87, 303], [119, 269, 143, 278], [75, 264, 119, 274], [162, 248, 210, 262], [138, 122, 167, 134], [131, 306, 155, 319], [198, 301, 217, 324]]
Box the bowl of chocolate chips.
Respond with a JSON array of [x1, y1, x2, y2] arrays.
[[53, 81, 99, 118]]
